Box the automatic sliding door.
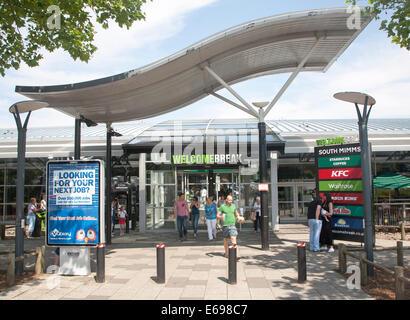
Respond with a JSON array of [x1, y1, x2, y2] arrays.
[[278, 185, 295, 221]]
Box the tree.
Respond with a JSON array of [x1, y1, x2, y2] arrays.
[[346, 0, 409, 50], [0, 0, 150, 76]]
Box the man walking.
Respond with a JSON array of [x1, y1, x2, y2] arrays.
[[217, 195, 243, 259]]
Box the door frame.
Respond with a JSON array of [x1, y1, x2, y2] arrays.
[[278, 182, 315, 222]]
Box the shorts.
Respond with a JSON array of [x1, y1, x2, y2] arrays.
[[119, 218, 126, 225], [27, 215, 36, 233], [222, 225, 238, 239]]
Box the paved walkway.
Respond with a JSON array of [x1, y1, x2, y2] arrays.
[[0, 224, 408, 300]]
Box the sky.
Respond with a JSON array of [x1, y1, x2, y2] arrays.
[[0, 0, 409, 128]]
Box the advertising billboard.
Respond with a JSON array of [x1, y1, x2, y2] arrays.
[[315, 143, 364, 243], [46, 160, 105, 246]]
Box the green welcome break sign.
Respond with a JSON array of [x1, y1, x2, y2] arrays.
[[172, 153, 243, 165]]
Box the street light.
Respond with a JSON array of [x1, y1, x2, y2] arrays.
[[334, 91, 376, 277], [252, 101, 270, 251]]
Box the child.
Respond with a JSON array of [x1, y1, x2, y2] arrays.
[[117, 206, 128, 236]]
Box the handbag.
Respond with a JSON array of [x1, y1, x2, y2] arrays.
[[250, 211, 256, 221]]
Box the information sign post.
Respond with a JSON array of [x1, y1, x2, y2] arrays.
[[47, 160, 105, 278]]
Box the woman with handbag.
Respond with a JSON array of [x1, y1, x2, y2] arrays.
[[252, 197, 261, 232]]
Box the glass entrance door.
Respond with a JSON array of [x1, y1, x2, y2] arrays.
[[278, 182, 314, 222]]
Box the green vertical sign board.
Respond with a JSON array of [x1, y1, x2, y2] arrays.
[[315, 143, 364, 243]]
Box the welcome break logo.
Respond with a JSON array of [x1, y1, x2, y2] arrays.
[[150, 121, 260, 165]]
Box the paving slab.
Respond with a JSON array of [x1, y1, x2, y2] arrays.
[[0, 224, 388, 300]]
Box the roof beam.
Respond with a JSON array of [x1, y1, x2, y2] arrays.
[[209, 92, 257, 118], [263, 36, 324, 118], [202, 65, 259, 118]]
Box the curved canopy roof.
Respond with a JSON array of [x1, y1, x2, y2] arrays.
[[15, 7, 372, 123]]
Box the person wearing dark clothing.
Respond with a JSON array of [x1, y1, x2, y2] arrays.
[[308, 191, 323, 252], [319, 193, 334, 253]]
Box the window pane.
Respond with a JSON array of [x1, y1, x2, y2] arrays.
[[0, 187, 3, 202], [278, 187, 293, 202], [6, 187, 16, 203], [6, 204, 16, 220], [24, 186, 45, 203], [239, 184, 258, 207], [0, 169, 4, 184], [278, 166, 302, 181], [25, 169, 44, 185], [6, 169, 17, 185]]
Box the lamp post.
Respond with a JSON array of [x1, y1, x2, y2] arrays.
[[334, 92, 376, 277], [253, 102, 270, 251]]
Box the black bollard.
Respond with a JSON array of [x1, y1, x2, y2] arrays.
[[297, 243, 306, 283], [156, 244, 166, 284], [96, 244, 105, 283], [228, 244, 237, 285]]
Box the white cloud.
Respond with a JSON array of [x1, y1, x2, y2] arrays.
[[0, 0, 218, 128]]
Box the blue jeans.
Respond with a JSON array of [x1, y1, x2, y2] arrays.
[[191, 214, 200, 234], [177, 215, 188, 238], [308, 219, 322, 251]]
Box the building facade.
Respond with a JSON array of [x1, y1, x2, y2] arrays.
[[1, 118, 409, 231]]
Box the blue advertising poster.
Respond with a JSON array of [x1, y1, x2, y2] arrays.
[[47, 160, 104, 246]]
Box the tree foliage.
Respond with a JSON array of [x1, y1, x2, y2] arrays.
[[346, 0, 409, 50], [0, 0, 150, 76]]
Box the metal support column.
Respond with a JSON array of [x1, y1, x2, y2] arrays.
[[11, 107, 31, 275], [270, 155, 279, 231], [74, 118, 81, 159], [139, 153, 146, 232], [106, 124, 112, 245], [258, 114, 269, 250]]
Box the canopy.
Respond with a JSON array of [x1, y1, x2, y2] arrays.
[[373, 172, 410, 189], [14, 7, 372, 123]]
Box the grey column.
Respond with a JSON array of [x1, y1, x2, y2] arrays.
[[270, 155, 279, 231], [12, 109, 31, 275], [139, 153, 146, 233]]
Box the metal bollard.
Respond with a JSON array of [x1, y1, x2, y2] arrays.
[[297, 243, 307, 283], [96, 244, 105, 283], [156, 244, 166, 284], [228, 244, 237, 285]]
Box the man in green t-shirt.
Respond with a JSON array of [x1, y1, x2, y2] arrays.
[[217, 195, 242, 259]]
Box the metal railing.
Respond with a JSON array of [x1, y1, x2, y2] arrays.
[[374, 202, 410, 226], [338, 242, 409, 300]]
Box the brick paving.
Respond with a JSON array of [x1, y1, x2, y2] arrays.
[[1, 224, 408, 300]]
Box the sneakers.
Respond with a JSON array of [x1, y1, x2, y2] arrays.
[[328, 247, 335, 253], [320, 246, 328, 251]]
